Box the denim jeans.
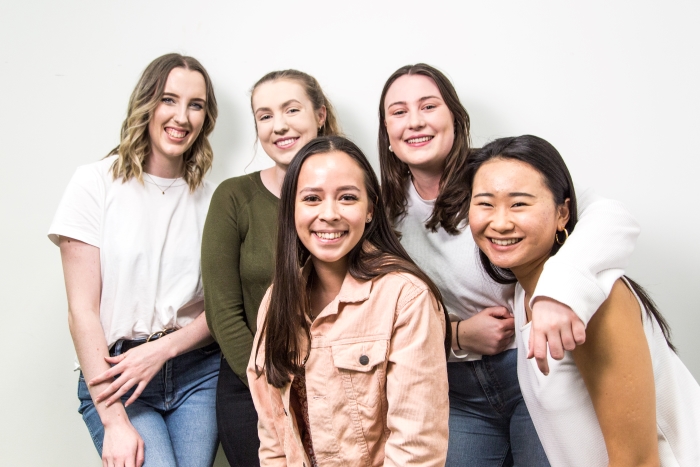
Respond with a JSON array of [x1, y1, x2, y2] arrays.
[[446, 349, 550, 467], [78, 341, 221, 467], [216, 356, 260, 467]]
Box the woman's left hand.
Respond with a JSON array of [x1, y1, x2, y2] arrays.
[[89, 340, 171, 408]]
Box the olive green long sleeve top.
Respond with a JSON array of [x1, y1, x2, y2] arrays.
[[202, 172, 278, 386]]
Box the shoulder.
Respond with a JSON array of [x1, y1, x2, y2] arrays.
[[374, 272, 434, 308], [71, 155, 116, 185], [211, 172, 270, 208]]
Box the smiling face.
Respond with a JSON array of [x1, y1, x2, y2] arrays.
[[294, 150, 373, 273], [383, 74, 455, 176], [468, 158, 570, 278], [253, 79, 326, 168], [147, 67, 207, 165]]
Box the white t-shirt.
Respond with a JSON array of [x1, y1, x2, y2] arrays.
[[396, 180, 640, 360], [49, 155, 214, 348], [515, 281, 700, 466]]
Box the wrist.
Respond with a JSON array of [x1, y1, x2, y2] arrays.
[[100, 405, 130, 428]]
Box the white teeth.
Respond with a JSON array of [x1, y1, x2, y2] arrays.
[[491, 238, 521, 246], [166, 128, 187, 138], [276, 138, 296, 147], [407, 136, 432, 144], [315, 232, 344, 240]]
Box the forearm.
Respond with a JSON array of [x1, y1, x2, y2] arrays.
[[69, 309, 130, 427], [156, 312, 214, 360]]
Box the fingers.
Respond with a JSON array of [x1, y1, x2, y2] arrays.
[[572, 316, 587, 345], [90, 366, 119, 386], [136, 438, 145, 467], [104, 354, 126, 364], [124, 381, 147, 408], [486, 306, 512, 319], [104, 377, 138, 407], [527, 325, 535, 359], [547, 330, 565, 361], [532, 330, 550, 375]]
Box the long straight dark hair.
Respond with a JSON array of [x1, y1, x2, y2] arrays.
[[256, 136, 451, 388], [466, 135, 674, 350], [378, 63, 472, 234]]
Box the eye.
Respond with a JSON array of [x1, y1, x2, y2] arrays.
[[189, 102, 204, 110], [511, 202, 529, 208], [423, 104, 436, 110], [162, 97, 175, 104], [339, 194, 359, 202], [475, 201, 493, 207], [287, 108, 300, 115], [258, 114, 272, 122], [391, 109, 406, 116], [302, 194, 321, 202]]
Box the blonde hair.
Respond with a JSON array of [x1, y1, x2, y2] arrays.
[[107, 53, 218, 192], [250, 69, 342, 137]]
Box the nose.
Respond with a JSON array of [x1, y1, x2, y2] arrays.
[[273, 114, 289, 135], [318, 199, 340, 222], [489, 206, 515, 233], [408, 109, 425, 130], [173, 102, 189, 126]]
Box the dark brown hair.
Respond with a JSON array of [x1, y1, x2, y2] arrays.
[[467, 135, 674, 350], [256, 136, 451, 388], [378, 63, 471, 234], [251, 69, 341, 137], [107, 53, 218, 191]]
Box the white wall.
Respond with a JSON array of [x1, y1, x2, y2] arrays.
[[2, 1, 698, 465]]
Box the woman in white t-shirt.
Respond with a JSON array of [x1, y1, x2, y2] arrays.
[[49, 54, 220, 467], [468, 134, 700, 466]]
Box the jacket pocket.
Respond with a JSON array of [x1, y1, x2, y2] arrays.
[[331, 340, 388, 408]]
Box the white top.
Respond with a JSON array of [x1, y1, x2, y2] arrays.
[[515, 282, 700, 466], [49, 155, 214, 348], [396, 180, 640, 360]]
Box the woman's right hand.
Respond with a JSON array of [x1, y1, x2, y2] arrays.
[[102, 418, 145, 467], [455, 307, 515, 355]]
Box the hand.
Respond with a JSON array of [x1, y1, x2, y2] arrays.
[[458, 307, 515, 355], [90, 340, 170, 407], [102, 418, 145, 467], [528, 297, 586, 375]]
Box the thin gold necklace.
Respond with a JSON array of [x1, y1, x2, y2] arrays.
[[145, 172, 180, 195]]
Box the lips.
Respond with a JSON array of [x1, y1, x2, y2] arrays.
[[406, 135, 433, 144], [165, 127, 188, 139], [490, 238, 522, 246], [275, 137, 299, 149], [314, 231, 346, 241]]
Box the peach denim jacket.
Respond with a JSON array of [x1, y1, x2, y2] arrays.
[[247, 270, 449, 467]]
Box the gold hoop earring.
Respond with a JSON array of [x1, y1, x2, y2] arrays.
[[555, 228, 569, 245]]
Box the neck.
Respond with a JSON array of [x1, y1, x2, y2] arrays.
[[309, 258, 347, 315], [260, 163, 287, 198], [409, 168, 442, 201], [511, 256, 549, 321], [144, 153, 184, 179]]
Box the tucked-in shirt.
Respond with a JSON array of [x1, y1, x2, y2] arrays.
[[248, 267, 449, 467], [202, 171, 278, 386], [48, 155, 213, 347], [396, 180, 640, 360], [515, 280, 700, 466]]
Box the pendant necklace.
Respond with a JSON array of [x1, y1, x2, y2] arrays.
[[145, 172, 179, 195]]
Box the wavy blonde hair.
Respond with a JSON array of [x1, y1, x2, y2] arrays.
[[107, 53, 218, 191]]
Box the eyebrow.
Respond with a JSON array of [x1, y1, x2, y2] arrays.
[[299, 185, 361, 194], [163, 92, 206, 103], [473, 192, 536, 198], [255, 99, 303, 114], [387, 95, 442, 108]]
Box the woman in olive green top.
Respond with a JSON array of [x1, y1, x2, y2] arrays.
[[201, 69, 341, 466]]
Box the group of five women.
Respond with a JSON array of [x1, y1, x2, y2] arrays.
[[50, 53, 700, 467]]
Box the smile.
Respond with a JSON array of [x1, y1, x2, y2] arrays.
[[490, 238, 522, 246], [406, 136, 433, 144], [314, 231, 347, 240], [275, 137, 299, 149], [166, 127, 188, 139]]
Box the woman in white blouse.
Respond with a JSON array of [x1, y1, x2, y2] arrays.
[[468, 134, 700, 467], [49, 53, 220, 467]]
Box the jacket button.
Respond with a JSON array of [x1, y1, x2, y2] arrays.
[[359, 355, 369, 365]]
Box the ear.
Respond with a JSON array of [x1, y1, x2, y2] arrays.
[[316, 105, 327, 128], [557, 198, 571, 230]]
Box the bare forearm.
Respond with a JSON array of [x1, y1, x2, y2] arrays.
[[157, 312, 214, 360]]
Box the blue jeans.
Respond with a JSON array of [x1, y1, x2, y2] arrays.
[[446, 349, 550, 467], [78, 341, 220, 467]]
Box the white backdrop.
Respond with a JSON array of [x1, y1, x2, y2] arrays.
[[2, 1, 699, 465]]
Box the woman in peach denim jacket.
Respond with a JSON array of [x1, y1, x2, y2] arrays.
[[248, 136, 450, 467]]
